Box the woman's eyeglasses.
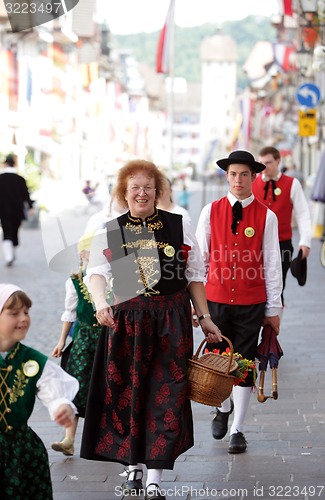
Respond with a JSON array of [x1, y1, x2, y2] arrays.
[[127, 186, 156, 194]]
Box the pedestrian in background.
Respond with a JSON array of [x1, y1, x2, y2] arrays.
[[0, 154, 34, 267], [254, 146, 311, 303], [310, 149, 325, 242], [51, 233, 102, 457], [156, 175, 191, 224], [80, 159, 222, 500], [196, 150, 282, 454], [0, 283, 79, 499], [178, 183, 190, 210]]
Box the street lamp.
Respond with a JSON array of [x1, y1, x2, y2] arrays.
[[297, 45, 313, 75], [301, 0, 318, 16]]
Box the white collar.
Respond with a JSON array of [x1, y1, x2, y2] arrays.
[[261, 171, 282, 182], [227, 191, 254, 208], [1, 167, 17, 174]]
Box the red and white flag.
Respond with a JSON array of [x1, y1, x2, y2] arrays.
[[156, 0, 175, 74], [278, 0, 293, 16], [273, 43, 296, 72]]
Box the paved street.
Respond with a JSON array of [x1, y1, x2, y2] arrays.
[[1, 205, 325, 500]]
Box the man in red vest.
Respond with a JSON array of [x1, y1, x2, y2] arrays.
[[253, 147, 311, 303], [196, 150, 282, 454]]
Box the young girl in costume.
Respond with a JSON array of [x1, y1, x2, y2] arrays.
[[0, 283, 79, 499], [51, 233, 102, 456]]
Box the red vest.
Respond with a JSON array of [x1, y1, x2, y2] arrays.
[[206, 197, 267, 305], [252, 174, 294, 242]]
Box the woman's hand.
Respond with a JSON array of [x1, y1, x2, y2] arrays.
[[191, 306, 200, 328], [54, 404, 75, 427], [52, 342, 65, 357], [96, 306, 114, 327], [200, 317, 223, 343]]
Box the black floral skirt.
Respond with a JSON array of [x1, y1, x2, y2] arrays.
[[81, 289, 194, 469], [0, 425, 52, 499]]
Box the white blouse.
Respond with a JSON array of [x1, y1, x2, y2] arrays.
[[60, 277, 78, 323]]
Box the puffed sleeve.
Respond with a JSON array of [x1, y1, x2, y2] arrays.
[[85, 228, 112, 285], [182, 216, 206, 283], [60, 277, 78, 322], [36, 360, 79, 419]]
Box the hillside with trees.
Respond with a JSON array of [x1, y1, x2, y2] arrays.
[[111, 16, 276, 89]]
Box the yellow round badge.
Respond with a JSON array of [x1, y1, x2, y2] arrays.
[[274, 187, 282, 196], [244, 227, 255, 238], [164, 245, 175, 257], [23, 360, 40, 377]]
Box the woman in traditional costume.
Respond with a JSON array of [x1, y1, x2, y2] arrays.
[[80, 159, 222, 500]]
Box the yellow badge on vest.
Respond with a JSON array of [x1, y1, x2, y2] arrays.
[[23, 360, 40, 377], [244, 227, 255, 237], [274, 187, 282, 196], [164, 245, 175, 257]]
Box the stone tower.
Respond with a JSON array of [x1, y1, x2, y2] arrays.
[[200, 32, 238, 170]]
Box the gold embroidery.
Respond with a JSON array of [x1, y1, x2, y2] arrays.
[[78, 276, 93, 304], [122, 239, 167, 251], [7, 343, 19, 360], [147, 220, 163, 231], [9, 368, 28, 404], [135, 256, 160, 296], [125, 220, 163, 233], [125, 222, 143, 234], [0, 366, 12, 430], [126, 210, 162, 233], [127, 214, 142, 224]]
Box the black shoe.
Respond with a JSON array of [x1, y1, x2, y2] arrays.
[[211, 399, 234, 439], [145, 483, 166, 500], [228, 431, 247, 454], [121, 468, 143, 494]]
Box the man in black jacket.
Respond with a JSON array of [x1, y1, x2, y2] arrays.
[[0, 154, 33, 266]]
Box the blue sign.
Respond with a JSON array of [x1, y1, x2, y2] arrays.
[[296, 83, 321, 108]]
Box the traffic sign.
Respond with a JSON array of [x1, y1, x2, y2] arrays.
[[298, 109, 317, 136], [296, 83, 321, 108]]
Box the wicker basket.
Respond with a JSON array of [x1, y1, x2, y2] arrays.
[[187, 335, 238, 407]]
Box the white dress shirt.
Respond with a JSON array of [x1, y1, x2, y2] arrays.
[[196, 192, 282, 317], [262, 172, 312, 247]]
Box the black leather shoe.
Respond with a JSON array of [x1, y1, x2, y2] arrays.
[[211, 399, 234, 439], [228, 431, 247, 454], [145, 483, 166, 500], [121, 468, 143, 494]]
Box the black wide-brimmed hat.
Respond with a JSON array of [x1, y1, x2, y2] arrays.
[[216, 150, 266, 173], [290, 249, 307, 286]]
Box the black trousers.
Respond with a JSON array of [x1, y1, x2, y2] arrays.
[[206, 301, 266, 387], [280, 239, 294, 304], [0, 217, 22, 246]]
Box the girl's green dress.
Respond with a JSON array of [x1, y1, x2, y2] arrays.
[[0, 343, 52, 499], [63, 275, 102, 417]]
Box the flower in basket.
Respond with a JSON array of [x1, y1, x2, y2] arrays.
[[204, 347, 256, 386]]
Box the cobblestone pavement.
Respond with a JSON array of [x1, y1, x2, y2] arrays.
[[1, 210, 325, 500]]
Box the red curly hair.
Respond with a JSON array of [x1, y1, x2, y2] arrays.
[[114, 159, 165, 209]]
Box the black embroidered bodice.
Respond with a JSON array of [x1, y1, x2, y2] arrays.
[[103, 209, 189, 302]]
